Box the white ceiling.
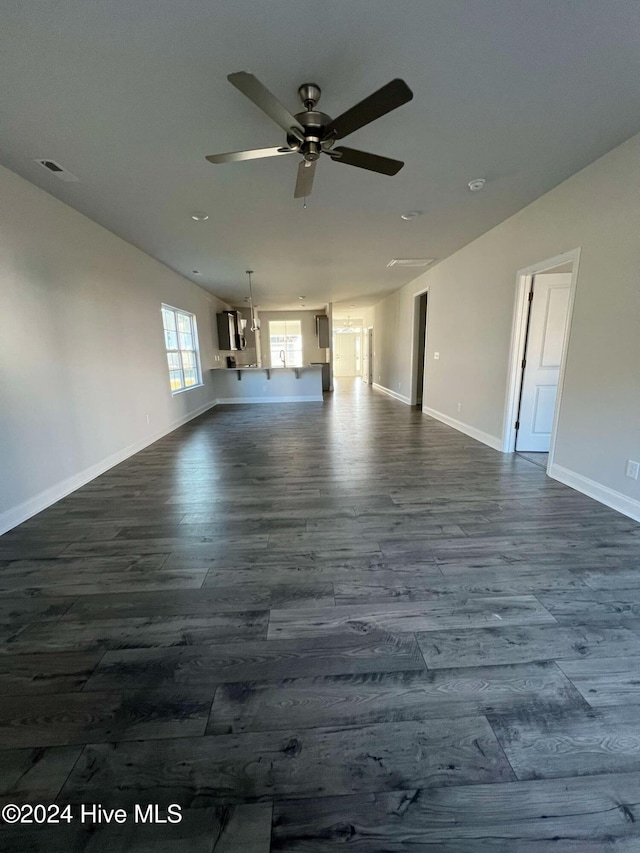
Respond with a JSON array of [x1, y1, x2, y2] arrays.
[[1, 1, 639, 311]]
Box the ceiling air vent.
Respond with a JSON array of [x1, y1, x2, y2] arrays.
[[35, 159, 79, 182], [387, 258, 434, 268]]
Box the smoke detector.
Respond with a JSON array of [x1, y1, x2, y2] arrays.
[[35, 159, 79, 182], [468, 178, 486, 192]]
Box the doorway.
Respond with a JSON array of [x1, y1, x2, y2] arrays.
[[333, 320, 363, 378], [366, 327, 374, 384], [503, 250, 580, 468], [516, 271, 571, 457], [410, 288, 429, 407], [333, 333, 357, 376], [415, 292, 428, 406]]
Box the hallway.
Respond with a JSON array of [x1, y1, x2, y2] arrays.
[[1, 380, 640, 850]]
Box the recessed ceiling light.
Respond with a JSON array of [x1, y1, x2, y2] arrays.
[[400, 210, 422, 221], [190, 212, 209, 221], [192, 270, 201, 275], [468, 178, 486, 192], [298, 295, 306, 300]]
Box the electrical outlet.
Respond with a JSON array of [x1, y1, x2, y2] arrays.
[[434, 352, 440, 360], [145, 414, 150, 424], [626, 460, 640, 480], [457, 402, 461, 412]]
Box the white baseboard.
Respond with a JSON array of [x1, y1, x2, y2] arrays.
[[372, 383, 411, 405], [548, 462, 640, 522], [422, 406, 503, 452], [217, 396, 323, 404], [0, 398, 219, 535]]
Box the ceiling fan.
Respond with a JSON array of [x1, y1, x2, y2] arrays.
[[206, 72, 413, 198]]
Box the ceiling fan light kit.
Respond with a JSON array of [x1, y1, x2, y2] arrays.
[[206, 72, 413, 199]]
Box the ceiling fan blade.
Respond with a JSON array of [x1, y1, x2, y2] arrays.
[[228, 72, 304, 135], [329, 147, 404, 175], [294, 159, 316, 198], [324, 79, 413, 141], [206, 146, 294, 164]]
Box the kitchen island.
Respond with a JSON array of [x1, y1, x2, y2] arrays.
[[210, 365, 324, 404]]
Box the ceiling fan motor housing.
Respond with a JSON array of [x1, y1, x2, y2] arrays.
[[291, 109, 334, 161]]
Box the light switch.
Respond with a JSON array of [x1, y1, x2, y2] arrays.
[[434, 352, 440, 360]]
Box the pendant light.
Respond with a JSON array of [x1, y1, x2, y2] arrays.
[[246, 270, 260, 332]]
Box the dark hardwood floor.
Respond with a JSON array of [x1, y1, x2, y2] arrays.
[[1, 378, 640, 851]]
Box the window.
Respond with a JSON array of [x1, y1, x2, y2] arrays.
[[269, 320, 303, 367], [161, 304, 202, 392]]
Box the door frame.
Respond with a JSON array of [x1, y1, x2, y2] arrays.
[[409, 285, 430, 406], [362, 326, 372, 384], [366, 326, 374, 384], [501, 248, 581, 464]]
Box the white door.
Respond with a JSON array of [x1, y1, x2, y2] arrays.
[[333, 334, 357, 376], [517, 273, 571, 452]]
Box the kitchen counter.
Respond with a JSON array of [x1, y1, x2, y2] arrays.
[[210, 364, 323, 404], [226, 365, 320, 379]]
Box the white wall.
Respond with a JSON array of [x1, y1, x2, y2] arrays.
[[373, 133, 640, 515], [258, 310, 328, 367], [0, 165, 232, 533], [363, 307, 375, 330], [373, 290, 414, 403]]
